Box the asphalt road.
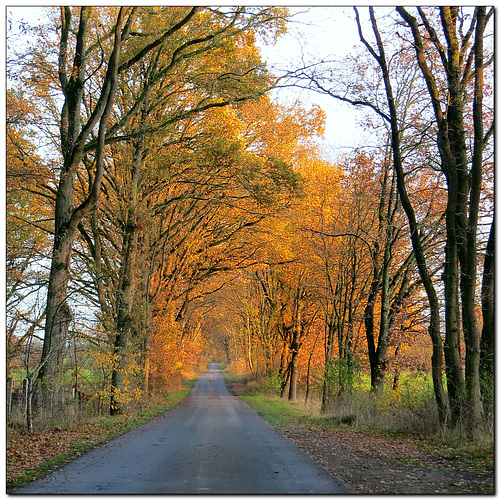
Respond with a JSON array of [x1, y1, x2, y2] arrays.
[[11, 362, 348, 494]]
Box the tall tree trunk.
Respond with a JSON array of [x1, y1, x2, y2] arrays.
[[364, 275, 380, 391], [305, 330, 321, 404], [41, 7, 91, 410], [373, 247, 391, 391], [480, 217, 494, 414], [460, 6, 487, 428], [396, 6, 491, 430], [321, 318, 335, 413], [440, 7, 470, 427], [279, 345, 290, 398], [143, 348, 151, 395], [374, 168, 399, 392], [246, 317, 254, 374], [40, 7, 124, 414], [109, 132, 145, 414], [40, 227, 74, 411], [288, 348, 298, 401], [110, 222, 138, 415], [443, 213, 466, 425]]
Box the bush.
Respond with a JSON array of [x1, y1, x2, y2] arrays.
[[258, 374, 284, 396], [321, 357, 361, 395], [322, 372, 441, 434]]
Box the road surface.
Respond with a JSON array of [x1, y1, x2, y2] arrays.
[[11, 363, 348, 494]]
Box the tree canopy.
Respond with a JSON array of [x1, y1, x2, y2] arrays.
[[7, 6, 493, 437]]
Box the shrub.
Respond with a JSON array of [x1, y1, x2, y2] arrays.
[[321, 372, 441, 434], [259, 373, 284, 396]]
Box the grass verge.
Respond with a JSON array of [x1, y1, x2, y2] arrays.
[[240, 394, 309, 430]]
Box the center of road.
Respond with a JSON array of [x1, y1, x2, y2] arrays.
[[12, 363, 349, 494]]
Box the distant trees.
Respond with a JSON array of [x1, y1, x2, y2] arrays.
[[8, 6, 291, 420], [205, 7, 493, 435], [205, 146, 434, 413]]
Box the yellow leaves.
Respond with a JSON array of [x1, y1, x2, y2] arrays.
[[250, 7, 289, 45], [148, 320, 193, 393], [376, 374, 434, 416], [7, 91, 53, 264], [236, 97, 327, 166], [202, 106, 244, 139]]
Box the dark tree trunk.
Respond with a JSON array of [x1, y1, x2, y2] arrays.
[[110, 221, 139, 415], [40, 7, 125, 414], [288, 348, 298, 401], [321, 319, 335, 414], [443, 200, 466, 426], [480, 217, 494, 414], [396, 6, 491, 431], [40, 227, 74, 411], [460, 6, 487, 427], [364, 277, 380, 390], [6, 377, 13, 420]]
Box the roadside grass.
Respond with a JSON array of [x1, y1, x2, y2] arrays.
[[240, 393, 310, 430], [416, 434, 495, 474], [234, 376, 494, 476], [7, 379, 196, 489]]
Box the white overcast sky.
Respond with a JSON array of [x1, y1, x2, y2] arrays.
[[6, 5, 370, 162], [258, 6, 370, 160]]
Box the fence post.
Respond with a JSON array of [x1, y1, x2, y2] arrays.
[[6, 377, 13, 419]]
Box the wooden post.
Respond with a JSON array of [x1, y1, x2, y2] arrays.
[[6, 377, 13, 419]]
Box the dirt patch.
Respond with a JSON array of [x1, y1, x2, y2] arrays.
[[282, 427, 494, 494]]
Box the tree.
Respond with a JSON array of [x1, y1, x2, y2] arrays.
[[302, 161, 370, 407], [396, 6, 493, 429], [351, 6, 455, 426], [76, 87, 312, 411], [351, 152, 418, 394], [277, 268, 319, 401], [287, 6, 492, 430], [6, 89, 52, 423], [13, 6, 289, 414], [36, 7, 128, 412]]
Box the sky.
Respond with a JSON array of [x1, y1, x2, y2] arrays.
[[258, 7, 370, 160], [6, 6, 369, 163]]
